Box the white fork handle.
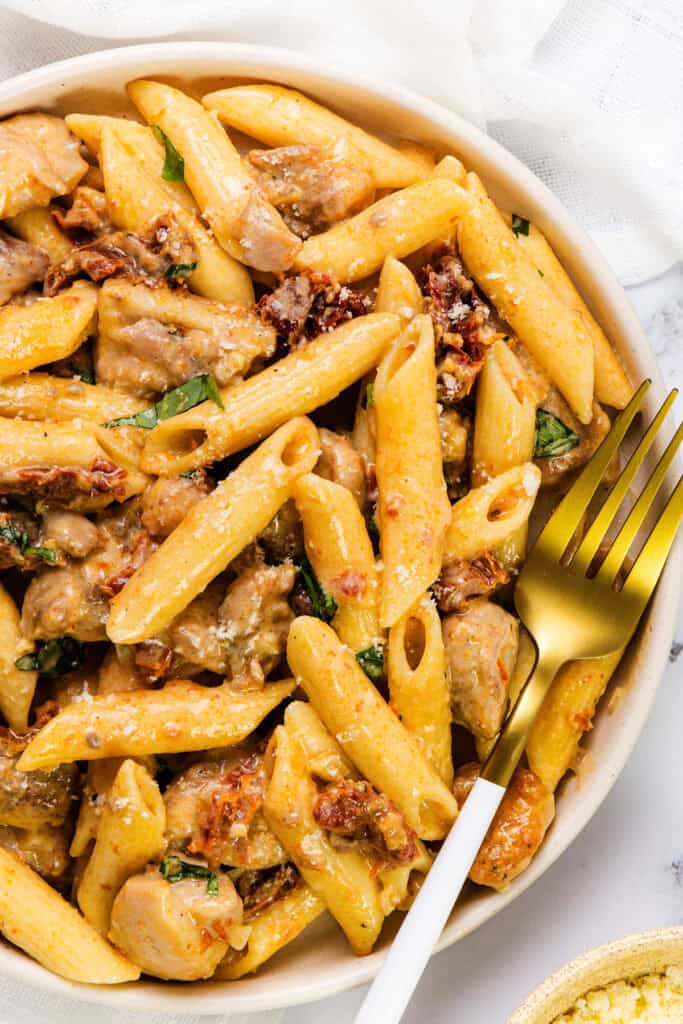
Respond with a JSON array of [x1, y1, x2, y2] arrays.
[[353, 777, 506, 1024]]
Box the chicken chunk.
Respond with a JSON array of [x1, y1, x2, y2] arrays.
[[433, 552, 509, 612], [164, 747, 286, 870], [41, 509, 99, 559], [217, 561, 296, 684], [0, 114, 87, 219], [109, 866, 244, 980], [0, 752, 78, 829], [0, 823, 71, 881], [0, 228, 48, 305], [247, 144, 375, 238], [96, 279, 275, 398], [535, 389, 611, 488], [313, 778, 417, 864], [442, 598, 519, 739], [257, 271, 371, 353], [315, 428, 366, 509], [453, 763, 555, 890], [168, 583, 228, 675], [140, 472, 213, 538]]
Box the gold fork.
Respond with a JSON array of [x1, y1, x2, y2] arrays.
[[355, 380, 683, 1024]]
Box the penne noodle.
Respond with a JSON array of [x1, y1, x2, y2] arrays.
[[0, 847, 140, 983], [216, 881, 326, 979], [202, 84, 427, 189], [0, 583, 37, 732], [457, 173, 594, 424], [527, 650, 623, 791], [127, 79, 301, 273], [70, 758, 124, 857], [0, 373, 144, 423], [430, 153, 467, 185], [6, 207, 73, 264], [17, 678, 295, 772], [140, 313, 400, 476], [501, 211, 633, 409], [99, 123, 253, 305], [294, 473, 381, 652], [445, 463, 542, 563], [283, 700, 357, 783], [294, 178, 470, 283], [387, 595, 453, 785], [286, 617, 459, 839], [397, 140, 437, 175], [0, 282, 97, 382], [375, 256, 423, 319], [77, 760, 166, 935], [374, 315, 451, 628], [108, 418, 320, 642]]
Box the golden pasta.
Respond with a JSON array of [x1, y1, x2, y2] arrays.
[[0, 282, 97, 381]]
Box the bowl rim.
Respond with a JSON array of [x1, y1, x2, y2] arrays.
[[0, 39, 680, 1016], [509, 926, 683, 1022]]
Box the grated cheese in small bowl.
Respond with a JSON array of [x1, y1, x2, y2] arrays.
[[552, 965, 683, 1023]]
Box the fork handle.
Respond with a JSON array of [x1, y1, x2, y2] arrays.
[[353, 777, 506, 1024]]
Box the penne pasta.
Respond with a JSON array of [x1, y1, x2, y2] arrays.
[[0, 847, 140, 983], [0, 373, 145, 423], [0, 583, 37, 732], [375, 256, 423, 319], [108, 418, 320, 642], [140, 313, 400, 476], [70, 758, 124, 857], [216, 881, 326, 979], [374, 315, 451, 627], [526, 650, 623, 791], [0, 282, 97, 382], [99, 123, 253, 305], [203, 84, 427, 189], [127, 80, 301, 273], [457, 173, 594, 424], [286, 617, 459, 839], [294, 473, 381, 652], [294, 178, 470, 283], [6, 207, 73, 264], [387, 595, 453, 785], [17, 678, 295, 772], [77, 759, 166, 935], [445, 463, 541, 563]]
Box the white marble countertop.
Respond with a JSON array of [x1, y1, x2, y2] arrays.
[[285, 264, 683, 1024]]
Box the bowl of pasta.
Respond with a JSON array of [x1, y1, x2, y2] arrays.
[[0, 41, 679, 1015]]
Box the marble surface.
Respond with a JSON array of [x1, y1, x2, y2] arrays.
[[283, 264, 683, 1024]]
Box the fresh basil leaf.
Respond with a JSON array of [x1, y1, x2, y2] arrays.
[[153, 125, 185, 182], [356, 646, 384, 682], [160, 855, 218, 895], [166, 261, 197, 280], [538, 268, 545, 278], [23, 545, 57, 563], [15, 636, 84, 677], [294, 556, 337, 623], [511, 214, 530, 237], [104, 374, 224, 429], [534, 409, 581, 458], [363, 381, 375, 409]]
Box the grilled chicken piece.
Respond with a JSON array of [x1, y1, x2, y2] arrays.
[[41, 510, 99, 559], [442, 598, 519, 739], [453, 763, 555, 890], [140, 473, 213, 538], [217, 561, 295, 684], [316, 428, 366, 510], [247, 144, 375, 238], [0, 228, 48, 305], [164, 747, 286, 870], [0, 751, 78, 829], [0, 113, 87, 219], [0, 823, 71, 881], [96, 279, 275, 398], [109, 866, 244, 980]]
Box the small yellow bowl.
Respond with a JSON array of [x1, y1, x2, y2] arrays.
[[509, 927, 683, 1023]]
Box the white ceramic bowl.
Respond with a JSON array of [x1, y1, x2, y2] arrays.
[[509, 927, 683, 1023], [0, 41, 680, 1016]]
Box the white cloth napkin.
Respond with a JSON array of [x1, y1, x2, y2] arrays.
[[0, 3, 679, 1023], [1, 0, 682, 284]]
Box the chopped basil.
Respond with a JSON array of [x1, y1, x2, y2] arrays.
[[160, 855, 218, 895], [166, 261, 197, 280], [104, 373, 224, 429], [538, 268, 545, 278], [294, 556, 337, 623], [363, 381, 375, 409], [534, 409, 581, 458], [511, 214, 530, 237], [15, 636, 84, 677], [0, 524, 56, 563], [153, 125, 185, 182], [356, 646, 384, 682]]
